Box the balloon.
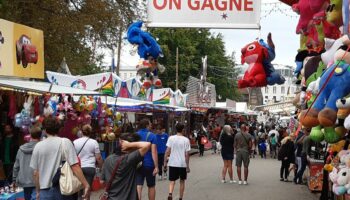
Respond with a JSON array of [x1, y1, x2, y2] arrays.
[[14, 113, 23, 128], [107, 132, 116, 141], [117, 121, 122, 127], [115, 112, 122, 121]]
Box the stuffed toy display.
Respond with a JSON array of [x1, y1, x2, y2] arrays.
[[327, 0, 343, 27], [238, 41, 268, 88], [258, 33, 286, 85], [127, 21, 165, 89], [300, 45, 350, 128]]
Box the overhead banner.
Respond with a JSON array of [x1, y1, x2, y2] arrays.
[[0, 19, 44, 78], [147, 0, 261, 29]]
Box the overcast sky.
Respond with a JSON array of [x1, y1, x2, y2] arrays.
[[112, 0, 299, 69]]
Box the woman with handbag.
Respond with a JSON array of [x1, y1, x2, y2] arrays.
[[101, 132, 151, 200], [74, 125, 104, 200]]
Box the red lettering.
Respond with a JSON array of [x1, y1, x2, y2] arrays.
[[230, 0, 242, 11], [215, 0, 227, 11], [153, 0, 167, 10], [188, 0, 200, 10], [244, 0, 253, 11], [170, 0, 181, 10], [202, 0, 214, 10]]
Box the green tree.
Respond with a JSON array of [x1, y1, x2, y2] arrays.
[[0, 0, 144, 75], [150, 28, 240, 101]]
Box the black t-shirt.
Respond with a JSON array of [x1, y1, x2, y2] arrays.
[[220, 133, 234, 154], [101, 150, 143, 200]]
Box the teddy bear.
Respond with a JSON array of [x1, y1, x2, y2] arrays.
[[300, 45, 350, 128], [127, 21, 164, 89], [238, 41, 268, 88]]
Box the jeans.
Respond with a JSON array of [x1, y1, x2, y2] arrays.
[[294, 155, 307, 183], [40, 187, 61, 200], [280, 160, 290, 179], [40, 186, 78, 200], [158, 154, 165, 176], [23, 187, 36, 200]]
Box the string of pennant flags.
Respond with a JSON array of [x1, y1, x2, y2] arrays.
[[261, 2, 298, 20]]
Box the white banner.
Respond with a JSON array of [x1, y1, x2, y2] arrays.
[[147, 0, 261, 29]]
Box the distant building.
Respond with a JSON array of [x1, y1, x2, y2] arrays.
[[237, 64, 297, 105], [119, 66, 139, 80]]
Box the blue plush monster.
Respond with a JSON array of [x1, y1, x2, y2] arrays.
[[258, 33, 285, 85], [127, 21, 164, 88], [300, 45, 350, 128]]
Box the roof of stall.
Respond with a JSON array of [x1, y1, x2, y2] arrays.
[[0, 77, 99, 95]]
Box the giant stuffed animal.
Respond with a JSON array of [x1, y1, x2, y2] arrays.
[[127, 21, 164, 88], [292, 0, 328, 34], [300, 45, 350, 128], [258, 33, 285, 85], [238, 41, 268, 88], [326, 0, 343, 27]]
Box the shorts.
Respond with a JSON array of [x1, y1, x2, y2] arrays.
[[169, 166, 187, 181], [136, 166, 156, 187], [236, 151, 250, 168], [221, 151, 234, 160]]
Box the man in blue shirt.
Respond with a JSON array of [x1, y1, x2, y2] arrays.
[[136, 119, 158, 200], [156, 125, 169, 180]]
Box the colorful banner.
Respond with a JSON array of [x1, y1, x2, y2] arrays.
[[148, 0, 261, 29], [46, 71, 111, 91], [153, 88, 171, 104], [0, 19, 44, 78]]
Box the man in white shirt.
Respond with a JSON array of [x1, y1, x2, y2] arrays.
[[164, 123, 191, 200]]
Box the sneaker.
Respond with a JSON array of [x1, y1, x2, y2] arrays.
[[280, 178, 284, 181], [243, 181, 248, 185], [229, 180, 237, 184], [221, 180, 226, 183], [167, 196, 173, 200], [238, 181, 242, 185], [284, 178, 289, 182]]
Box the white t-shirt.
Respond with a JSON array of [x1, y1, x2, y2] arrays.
[[166, 135, 191, 168], [73, 137, 100, 168]]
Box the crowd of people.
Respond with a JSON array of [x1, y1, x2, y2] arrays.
[[196, 119, 314, 186], [0, 113, 316, 200], [0, 116, 193, 200]]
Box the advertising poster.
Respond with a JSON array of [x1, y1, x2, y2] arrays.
[[148, 0, 261, 29], [0, 19, 44, 79]]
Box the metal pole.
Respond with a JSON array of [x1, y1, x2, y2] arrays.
[[176, 47, 179, 90], [116, 27, 123, 76]]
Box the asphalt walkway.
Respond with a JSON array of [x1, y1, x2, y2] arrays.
[[92, 152, 319, 200]]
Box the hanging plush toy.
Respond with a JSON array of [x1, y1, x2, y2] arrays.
[[238, 41, 268, 88], [127, 21, 165, 89], [259, 33, 285, 85], [300, 45, 350, 128], [292, 0, 328, 34]]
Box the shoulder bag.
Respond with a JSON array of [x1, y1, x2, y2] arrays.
[[59, 139, 84, 195], [76, 138, 90, 166], [100, 155, 125, 200]]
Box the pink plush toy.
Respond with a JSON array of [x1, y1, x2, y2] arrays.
[[293, 0, 329, 34]]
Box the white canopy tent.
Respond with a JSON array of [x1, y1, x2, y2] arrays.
[[0, 77, 99, 95]]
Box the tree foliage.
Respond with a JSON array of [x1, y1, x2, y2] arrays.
[[0, 0, 144, 75], [150, 28, 240, 101]]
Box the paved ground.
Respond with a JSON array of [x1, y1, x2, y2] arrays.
[[92, 152, 319, 200]]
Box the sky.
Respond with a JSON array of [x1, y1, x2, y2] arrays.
[[112, 0, 299, 69]]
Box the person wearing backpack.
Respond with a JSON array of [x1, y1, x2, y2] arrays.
[[270, 134, 277, 159], [278, 134, 295, 182]]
